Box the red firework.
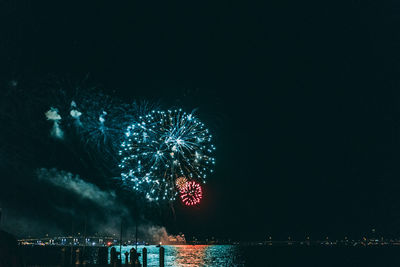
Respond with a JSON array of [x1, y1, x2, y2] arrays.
[[180, 181, 202, 206]]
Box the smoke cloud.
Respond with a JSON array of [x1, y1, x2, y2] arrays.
[[70, 101, 83, 127], [45, 107, 64, 139], [36, 168, 119, 210]]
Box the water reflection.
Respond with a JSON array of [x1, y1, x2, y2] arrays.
[[112, 245, 244, 266], [172, 245, 208, 266]]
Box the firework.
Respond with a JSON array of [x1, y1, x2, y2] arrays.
[[180, 181, 202, 206], [175, 177, 188, 190], [119, 109, 215, 201], [73, 91, 132, 149], [49, 89, 143, 170]]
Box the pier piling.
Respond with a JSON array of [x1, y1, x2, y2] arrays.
[[75, 248, 80, 266], [125, 251, 129, 265], [60, 247, 66, 267], [159, 246, 165, 267], [110, 247, 117, 266], [142, 247, 147, 267]]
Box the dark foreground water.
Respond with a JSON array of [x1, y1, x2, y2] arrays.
[[112, 245, 400, 267], [20, 245, 400, 266]]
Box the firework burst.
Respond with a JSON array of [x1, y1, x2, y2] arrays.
[[180, 181, 203, 206], [175, 176, 188, 190], [119, 109, 215, 201]]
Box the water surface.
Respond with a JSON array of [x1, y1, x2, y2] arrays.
[[112, 245, 400, 267]]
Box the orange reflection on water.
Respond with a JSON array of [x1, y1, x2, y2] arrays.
[[173, 245, 209, 267]]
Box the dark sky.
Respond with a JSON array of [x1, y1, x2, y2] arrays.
[[2, 0, 400, 240]]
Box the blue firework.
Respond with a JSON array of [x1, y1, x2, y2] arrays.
[[119, 109, 215, 201]]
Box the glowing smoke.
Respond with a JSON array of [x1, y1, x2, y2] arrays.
[[36, 168, 120, 210], [70, 101, 82, 126], [45, 107, 64, 139]]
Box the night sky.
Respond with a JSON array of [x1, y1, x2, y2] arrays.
[[1, 1, 400, 241]]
